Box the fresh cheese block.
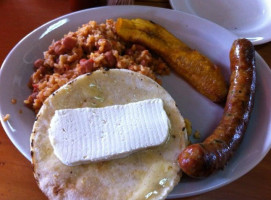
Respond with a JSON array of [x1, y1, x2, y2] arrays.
[[49, 98, 170, 166]]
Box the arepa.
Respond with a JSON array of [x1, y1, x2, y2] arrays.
[[31, 69, 187, 200]]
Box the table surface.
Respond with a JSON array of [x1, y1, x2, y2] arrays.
[[0, 0, 270, 200]]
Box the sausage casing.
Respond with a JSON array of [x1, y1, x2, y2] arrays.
[[178, 39, 256, 178]]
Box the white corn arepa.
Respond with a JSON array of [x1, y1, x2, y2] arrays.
[[31, 69, 187, 200]]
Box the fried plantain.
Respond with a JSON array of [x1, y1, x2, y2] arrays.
[[115, 18, 228, 103]]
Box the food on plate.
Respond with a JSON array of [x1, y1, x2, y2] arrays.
[[193, 131, 201, 140], [2, 114, 10, 122], [178, 39, 256, 178], [31, 69, 188, 200], [24, 19, 170, 113], [11, 98, 17, 104], [115, 18, 228, 103], [184, 119, 192, 136], [26, 18, 252, 200]]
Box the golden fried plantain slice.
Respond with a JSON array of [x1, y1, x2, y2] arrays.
[[116, 18, 228, 103]]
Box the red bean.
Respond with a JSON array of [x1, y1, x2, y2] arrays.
[[79, 58, 87, 65], [34, 59, 44, 69], [62, 36, 77, 50], [53, 37, 76, 55], [79, 59, 94, 73], [53, 41, 65, 55], [104, 51, 116, 67]]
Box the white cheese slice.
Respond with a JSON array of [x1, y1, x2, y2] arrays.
[[49, 98, 170, 166]]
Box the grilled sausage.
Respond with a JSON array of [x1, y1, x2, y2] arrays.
[[178, 39, 256, 178]]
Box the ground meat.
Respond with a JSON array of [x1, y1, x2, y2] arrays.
[[24, 19, 170, 113]]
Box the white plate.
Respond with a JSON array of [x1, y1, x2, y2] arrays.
[[170, 0, 271, 45], [0, 6, 271, 198]]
